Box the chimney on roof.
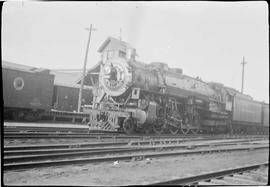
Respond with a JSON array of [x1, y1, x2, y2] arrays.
[[126, 48, 136, 60]]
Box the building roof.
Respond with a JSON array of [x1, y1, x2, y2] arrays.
[[51, 68, 91, 72], [1, 61, 92, 89], [224, 87, 239, 96], [2, 60, 50, 74], [50, 70, 92, 89], [224, 86, 253, 100], [97, 36, 133, 53], [2, 60, 92, 89]]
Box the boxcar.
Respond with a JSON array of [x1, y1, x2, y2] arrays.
[[2, 63, 54, 120], [262, 103, 269, 127], [232, 96, 262, 125], [52, 85, 93, 112]]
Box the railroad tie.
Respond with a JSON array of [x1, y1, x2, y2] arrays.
[[221, 176, 261, 185], [244, 172, 268, 182], [198, 181, 221, 185], [208, 179, 228, 185], [248, 170, 268, 177], [232, 173, 260, 181]]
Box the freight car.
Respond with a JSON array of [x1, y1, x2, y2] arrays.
[[50, 70, 93, 112], [86, 37, 269, 135], [52, 84, 92, 112], [2, 61, 93, 121], [230, 95, 269, 133], [2, 61, 54, 121]]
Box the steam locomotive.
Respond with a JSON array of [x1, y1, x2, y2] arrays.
[[87, 39, 269, 135]]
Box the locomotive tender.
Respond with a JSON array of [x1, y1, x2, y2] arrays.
[[87, 37, 269, 134]]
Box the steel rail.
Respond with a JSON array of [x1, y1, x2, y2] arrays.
[[4, 145, 269, 171], [3, 134, 141, 139], [4, 127, 269, 136], [4, 126, 269, 137], [5, 136, 265, 151], [4, 130, 269, 138], [3, 132, 210, 138], [148, 162, 269, 185], [4, 135, 268, 146], [3, 131, 215, 138], [4, 131, 269, 137], [4, 146, 138, 157], [4, 139, 267, 156], [4, 126, 89, 132], [4, 126, 119, 135], [4, 141, 128, 151], [4, 130, 121, 135], [5, 141, 266, 163], [3, 142, 237, 156], [3, 132, 122, 136]]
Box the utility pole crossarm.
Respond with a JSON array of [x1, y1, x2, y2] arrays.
[[77, 24, 97, 112], [241, 56, 247, 94]]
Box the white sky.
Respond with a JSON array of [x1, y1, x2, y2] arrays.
[[2, 1, 269, 102]]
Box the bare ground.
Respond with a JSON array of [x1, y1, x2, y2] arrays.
[[3, 149, 268, 186]]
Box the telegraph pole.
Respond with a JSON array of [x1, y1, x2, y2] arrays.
[[119, 28, 122, 41], [241, 56, 247, 94], [77, 24, 97, 112]]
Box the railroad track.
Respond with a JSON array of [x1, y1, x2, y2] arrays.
[[4, 125, 269, 136], [4, 138, 269, 171], [149, 162, 268, 185], [4, 140, 268, 163], [4, 137, 267, 152], [4, 130, 269, 140], [4, 133, 140, 139], [4, 135, 267, 151], [3, 139, 257, 156], [4, 125, 90, 133]]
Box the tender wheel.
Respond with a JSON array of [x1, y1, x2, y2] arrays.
[[123, 118, 135, 134]]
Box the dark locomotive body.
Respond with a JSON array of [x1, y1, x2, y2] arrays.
[[87, 38, 269, 134]]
